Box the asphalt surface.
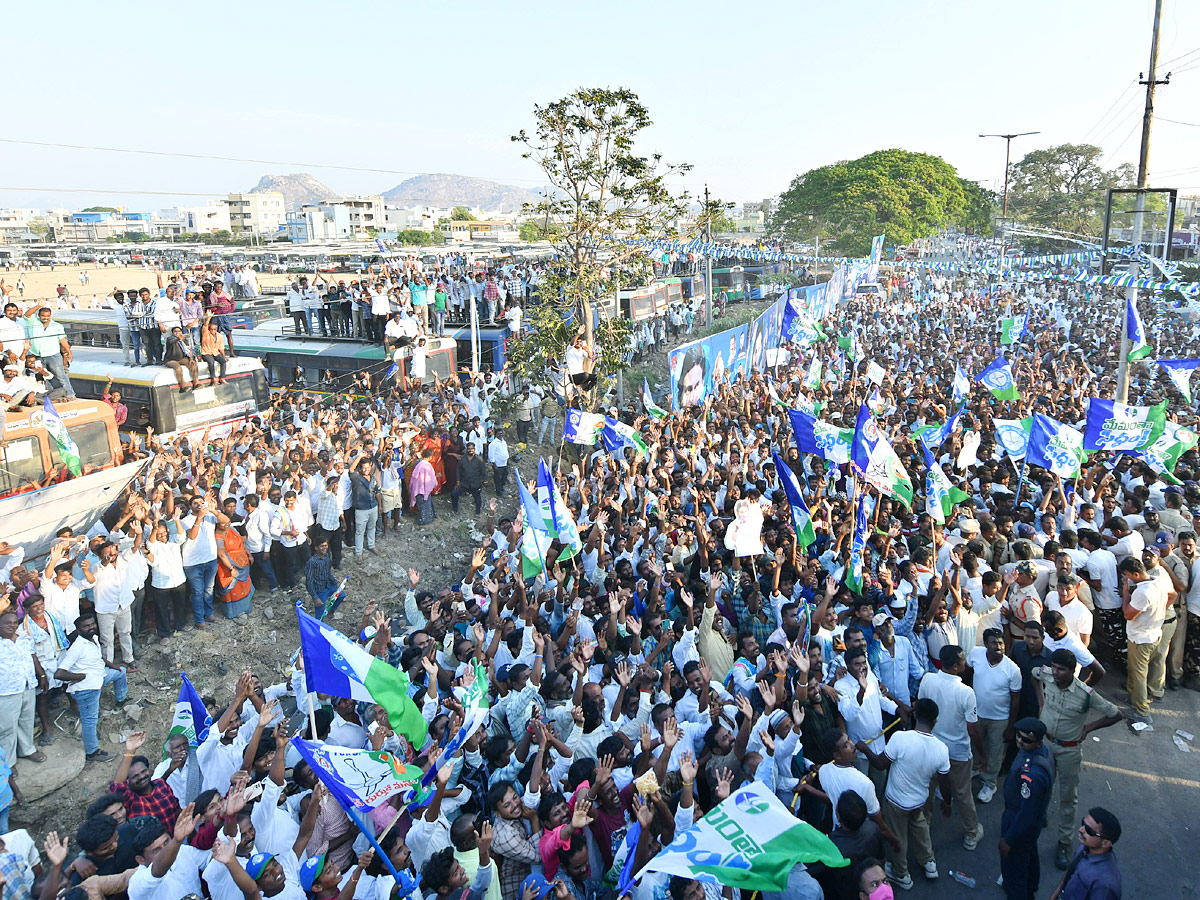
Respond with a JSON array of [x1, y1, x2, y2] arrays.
[[895, 677, 1200, 898]]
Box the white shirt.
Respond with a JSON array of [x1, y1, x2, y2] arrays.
[[1044, 631, 1096, 671], [55, 634, 107, 693], [128, 845, 211, 900], [1126, 578, 1170, 644], [965, 647, 1021, 720], [147, 536, 186, 589], [818, 762, 879, 828], [0, 315, 26, 354], [884, 729, 950, 811], [834, 671, 897, 759], [181, 513, 218, 566], [197, 727, 248, 795], [92, 554, 134, 614], [917, 670, 978, 761], [244, 507, 274, 555], [1049, 596, 1094, 641], [43, 580, 81, 627], [487, 437, 509, 468], [1084, 548, 1120, 609]]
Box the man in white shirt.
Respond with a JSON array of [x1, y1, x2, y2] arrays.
[[486, 428, 509, 498], [1119, 556, 1171, 724], [1080, 529, 1123, 665], [181, 494, 220, 629], [818, 728, 900, 859], [129, 808, 254, 900], [0, 303, 28, 360], [835, 648, 902, 799], [917, 644, 984, 850], [53, 612, 127, 761], [243, 495, 280, 593], [1047, 573, 1093, 645], [857, 697, 952, 889], [81, 535, 141, 666], [965, 628, 1021, 804]]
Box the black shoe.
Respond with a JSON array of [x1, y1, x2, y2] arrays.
[[1055, 848, 1071, 870], [86, 750, 116, 763], [1167, 675, 1179, 691]]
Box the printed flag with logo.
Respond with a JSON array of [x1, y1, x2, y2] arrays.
[[976, 355, 1019, 402], [1026, 413, 1087, 479], [772, 452, 816, 550], [1082, 399, 1167, 452]]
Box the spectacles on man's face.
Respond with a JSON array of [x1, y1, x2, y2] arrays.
[[1081, 818, 1102, 839]]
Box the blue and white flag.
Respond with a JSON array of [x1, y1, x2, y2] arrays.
[[1157, 358, 1200, 402], [539, 459, 582, 559], [562, 409, 604, 445], [847, 492, 874, 594], [916, 405, 964, 451], [772, 452, 816, 549], [787, 408, 853, 464], [994, 418, 1032, 460], [1027, 413, 1087, 478], [1127, 299, 1152, 361], [168, 673, 212, 748], [952, 363, 971, 405], [1083, 399, 1167, 452], [290, 738, 423, 812], [601, 417, 648, 458], [976, 355, 1018, 401]]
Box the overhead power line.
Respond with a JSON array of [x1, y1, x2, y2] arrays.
[[0, 138, 548, 185]]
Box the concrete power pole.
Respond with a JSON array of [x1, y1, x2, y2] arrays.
[[704, 184, 713, 328], [1118, 0, 1168, 402]]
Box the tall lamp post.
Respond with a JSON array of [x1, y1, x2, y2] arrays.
[[979, 132, 1040, 218]]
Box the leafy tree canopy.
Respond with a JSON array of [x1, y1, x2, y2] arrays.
[[1007, 143, 1135, 238], [82, 206, 119, 213], [770, 149, 993, 256], [512, 86, 690, 403], [450, 206, 477, 221]]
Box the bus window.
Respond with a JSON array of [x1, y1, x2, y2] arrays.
[[170, 376, 259, 430], [0, 436, 47, 493], [427, 349, 454, 380], [49, 421, 114, 471]]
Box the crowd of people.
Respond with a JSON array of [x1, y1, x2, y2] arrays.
[[0, 253, 1195, 900]]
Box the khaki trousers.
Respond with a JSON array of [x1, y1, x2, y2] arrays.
[[976, 717, 1007, 789], [928, 757, 979, 837], [1049, 743, 1082, 850], [1127, 639, 1162, 715], [884, 798, 934, 878]]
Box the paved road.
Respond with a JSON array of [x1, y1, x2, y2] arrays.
[[894, 679, 1199, 897]]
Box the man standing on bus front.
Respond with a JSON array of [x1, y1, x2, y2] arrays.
[[23, 304, 75, 399]]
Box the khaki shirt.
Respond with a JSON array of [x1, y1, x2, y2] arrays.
[[1034, 666, 1119, 743]]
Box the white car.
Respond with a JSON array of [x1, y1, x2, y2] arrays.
[[854, 282, 884, 298]]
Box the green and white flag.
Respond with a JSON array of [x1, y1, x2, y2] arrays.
[[1000, 314, 1027, 345], [804, 355, 822, 389], [42, 396, 82, 476], [863, 438, 914, 508], [994, 417, 1032, 459], [642, 378, 668, 421], [1134, 422, 1198, 477], [1127, 299, 1152, 361], [977, 356, 1019, 403], [1083, 399, 1167, 453], [635, 780, 847, 891], [518, 480, 553, 577], [1027, 413, 1087, 479], [922, 445, 970, 524]]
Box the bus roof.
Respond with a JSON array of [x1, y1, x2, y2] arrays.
[[236, 320, 389, 359], [69, 348, 265, 386]]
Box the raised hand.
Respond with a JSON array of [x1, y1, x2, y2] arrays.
[[43, 832, 68, 868], [212, 836, 236, 865], [408, 567, 420, 588], [679, 750, 698, 785], [572, 795, 595, 829], [125, 731, 147, 752], [173, 803, 198, 842], [714, 767, 734, 801], [258, 699, 280, 727]]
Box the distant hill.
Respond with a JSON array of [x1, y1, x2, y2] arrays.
[[382, 174, 545, 213], [249, 173, 338, 209]]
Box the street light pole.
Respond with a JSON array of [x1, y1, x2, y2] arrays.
[[704, 184, 713, 328], [980, 131, 1040, 251]]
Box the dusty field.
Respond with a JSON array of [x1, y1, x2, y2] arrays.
[[0, 263, 296, 307]]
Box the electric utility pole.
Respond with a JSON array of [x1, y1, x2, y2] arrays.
[[704, 184, 713, 328], [1118, 0, 1169, 403]]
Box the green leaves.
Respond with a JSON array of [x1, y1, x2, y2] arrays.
[[1007, 143, 1136, 238], [771, 149, 993, 256]]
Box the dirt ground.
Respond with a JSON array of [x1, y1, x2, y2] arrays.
[[0, 263, 296, 309]]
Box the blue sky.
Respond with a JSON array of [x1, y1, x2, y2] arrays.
[[2, 0, 1198, 211]]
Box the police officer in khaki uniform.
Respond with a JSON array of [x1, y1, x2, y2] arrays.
[[1033, 647, 1123, 871]]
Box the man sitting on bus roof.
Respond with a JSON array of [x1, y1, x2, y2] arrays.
[[163, 326, 199, 394], [0, 361, 32, 412]]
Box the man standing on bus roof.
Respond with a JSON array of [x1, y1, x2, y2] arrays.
[[23, 303, 75, 400], [207, 281, 237, 357], [0, 303, 28, 363]]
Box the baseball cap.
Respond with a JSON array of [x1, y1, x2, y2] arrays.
[[1153, 532, 1174, 551], [359, 625, 378, 644], [1017, 523, 1036, 538], [871, 611, 894, 627], [520, 875, 555, 900], [299, 854, 326, 892], [496, 664, 512, 683], [245, 853, 275, 881], [958, 518, 980, 535]]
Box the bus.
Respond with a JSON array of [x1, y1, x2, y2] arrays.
[[68, 349, 270, 439], [53, 306, 283, 351], [234, 319, 460, 390], [0, 400, 144, 561], [711, 266, 747, 303]]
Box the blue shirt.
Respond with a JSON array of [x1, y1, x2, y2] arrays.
[[1061, 848, 1122, 900]]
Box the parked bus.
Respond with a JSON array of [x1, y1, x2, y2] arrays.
[[68, 349, 269, 439], [0, 400, 143, 561], [235, 319, 459, 390], [711, 266, 747, 303]]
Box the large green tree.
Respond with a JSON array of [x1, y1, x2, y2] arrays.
[[1006, 143, 1135, 238], [770, 149, 993, 256], [512, 87, 690, 403]]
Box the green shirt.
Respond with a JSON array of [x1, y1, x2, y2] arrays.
[[25, 318, 67, 358]]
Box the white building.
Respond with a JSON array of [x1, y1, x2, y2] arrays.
[[225, 192, 287, 236], [174, 201, 233, 234], [287, 205, 353, 243]]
